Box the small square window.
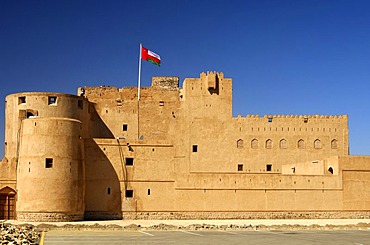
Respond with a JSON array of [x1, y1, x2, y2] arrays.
[[48, 96, 57, 105], [266, 164, 272, 172], [159, 101, 164, 106], [78, 100, 83, 109], [238, 164, 243, 171], [304, 118, 308, 123], [268, 118, 273, 123], [192, 145, 198, 152], [18, 96, 26, 104], [126, 157, 134, 166], [125, 190, 134, 198], [123, 124, 128, 131], [45, 158, 53, 168]]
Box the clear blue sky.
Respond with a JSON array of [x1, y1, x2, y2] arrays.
[[1, 0, 370, 157]]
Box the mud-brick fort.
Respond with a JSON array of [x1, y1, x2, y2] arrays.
[[1, 71, 370, 221]]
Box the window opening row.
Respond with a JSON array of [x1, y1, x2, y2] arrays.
[[18, 96, 83, 109], [124, 189, 151, 198], [238, 164, 272, 172], [237, 139, 338, 149]]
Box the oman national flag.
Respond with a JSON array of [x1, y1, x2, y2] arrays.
[[141, 46, 161, 66]]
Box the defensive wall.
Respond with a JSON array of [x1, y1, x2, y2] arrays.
[[0, 71, 369, 221]]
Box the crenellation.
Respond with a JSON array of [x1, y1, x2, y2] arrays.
[[0, 71, 367, 221]]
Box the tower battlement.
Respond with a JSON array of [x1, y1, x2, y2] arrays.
[[0, 71, 369, 222]]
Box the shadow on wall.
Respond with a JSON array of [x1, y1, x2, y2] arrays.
[[84, 138, 122, 220], [89, 103, 115, 139]]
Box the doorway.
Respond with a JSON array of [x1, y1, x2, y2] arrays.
[[0, 187, 16, 220]]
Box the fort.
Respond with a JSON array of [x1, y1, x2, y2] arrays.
[[1, 71, 370, 221]]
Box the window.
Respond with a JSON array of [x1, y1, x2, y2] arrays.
[[123, 124, 128, 131], [266, 164, 272, 172], [238, 164, 243, 171], [298, 139, 305, 149], [328, 167, 333, 174], [48, 96, 57, 105], [314, 139, 322, 149], [251, 139, 258, 149], [159, 101, 164, 106], [268, 117, 273, 123], [279, 139, 287, 149], [331, 139, 338, 149], [148, 189, 151, 195], [192, 145, 198, 152], [125, 190, 133, 198], [18, 96, 26, 104], [304, 117, 308, 123], [78, 100, 83, 109], [265, 139, 272, 149], [107, 187, 111, 195], [26, 112, 34, 118], [237, 139, 244, 149], [125, 157, 134, 166], [45, 158, 53, 168]]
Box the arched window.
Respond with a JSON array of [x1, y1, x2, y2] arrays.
[[237, 139, 244, 149], [328, 167, 333, 174], [331, 139, 338, 149], [251, 139, 258, 149], [279, 139, 287, 149], [265, 139, 272, 149], [314, 139, 322, 149], [298, 139, 305, 149]]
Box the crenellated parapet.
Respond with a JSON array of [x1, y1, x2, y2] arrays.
[[200, 71, 225, 91], [236, 114, 348, 119]]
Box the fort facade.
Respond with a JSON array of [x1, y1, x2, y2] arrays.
[[1, 72, 370, 221]]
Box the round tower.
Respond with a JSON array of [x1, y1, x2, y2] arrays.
[[5, 92, 88, 221], [17, 118, 84, 221]]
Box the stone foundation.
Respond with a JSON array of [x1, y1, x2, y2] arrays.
[[16, 212, 84, 222], [121, 211, 370, 220], [84, 211, 122, 220]]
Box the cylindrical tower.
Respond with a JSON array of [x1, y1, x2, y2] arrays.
[[4, 91, 89, 222], [17, 117, 85, 221]]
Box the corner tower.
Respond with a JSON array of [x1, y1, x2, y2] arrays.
[[5, 92, 88, 221]]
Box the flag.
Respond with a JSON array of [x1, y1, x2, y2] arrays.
[[141, 46, 161, 66]]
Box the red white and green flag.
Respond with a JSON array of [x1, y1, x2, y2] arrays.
[[141, 46, 161, 66]]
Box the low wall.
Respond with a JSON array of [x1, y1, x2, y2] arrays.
[[121, 211, 370, 220], [16, 212, 84, 222]]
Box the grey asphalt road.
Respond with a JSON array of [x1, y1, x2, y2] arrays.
[[43, 229, 370, 245]]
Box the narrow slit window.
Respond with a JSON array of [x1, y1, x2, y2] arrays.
[[107, 187, 111, 195], [125, 157, 134, 166], [148, 189, 151, 195], [192, 145, 198, 152], [45, 158, 53, 168], [123, 124, 128, 131]]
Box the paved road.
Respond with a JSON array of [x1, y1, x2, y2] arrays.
[[43, 229, 370, 244]]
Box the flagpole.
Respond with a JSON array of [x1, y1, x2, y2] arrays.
[[137, 43, 142, 101]]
